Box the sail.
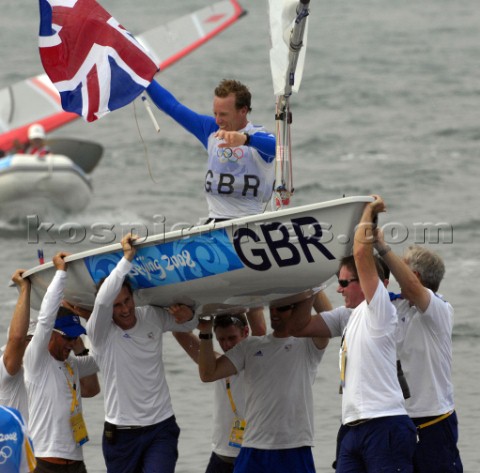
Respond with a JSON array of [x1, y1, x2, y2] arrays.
[[0, 0, 245, 151], [269, 0, 310, 96]]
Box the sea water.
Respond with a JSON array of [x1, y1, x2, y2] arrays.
[[0, 0, 479, 471]]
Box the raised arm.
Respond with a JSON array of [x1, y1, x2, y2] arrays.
[[354, 195, 386, 303], [288, 293, 333, 342], [87, 234, 137, 346], [198, 319, 237, 382], [146, 80, 216, 147], [73, 337, 100, 398], [3, 270, 31, 376], [246, 308, 267, 336], [24, 252, 70, 373], [375, 229, 431, 312]]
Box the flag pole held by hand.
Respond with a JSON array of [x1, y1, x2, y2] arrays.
[[142, 94, 160, 133]]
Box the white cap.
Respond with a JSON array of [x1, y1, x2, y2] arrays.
[[28, 123, 46, 140]]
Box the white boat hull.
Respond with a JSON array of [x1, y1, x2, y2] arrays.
[[0, 153, 92, 222], [24, 196, 372, 314]]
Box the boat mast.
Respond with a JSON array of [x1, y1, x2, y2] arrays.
[[272, 0, 310, 209]]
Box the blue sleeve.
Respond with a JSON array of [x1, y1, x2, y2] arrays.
[[249, 132, 276, 163], [147, 80, 217, 148]]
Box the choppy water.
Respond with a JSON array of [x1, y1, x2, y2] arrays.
[[1, 0, 479, 471]]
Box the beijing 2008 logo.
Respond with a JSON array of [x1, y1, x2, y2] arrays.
[[0, 446, 13, 464], [217, 147, 244, 163]]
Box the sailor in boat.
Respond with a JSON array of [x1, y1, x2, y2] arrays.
[[173, 312, 266, 473], [147, 78, 275, 330], [24, 123, 50, 157], [146, 79, 276, 224]]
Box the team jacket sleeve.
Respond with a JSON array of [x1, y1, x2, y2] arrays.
[[249, 131, 276, 163], [147, 80, 217, 148]]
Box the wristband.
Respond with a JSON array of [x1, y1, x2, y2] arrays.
[[199, 333, 213, 340], [243, 132, 250, 146], [378, 245, 391, 257]]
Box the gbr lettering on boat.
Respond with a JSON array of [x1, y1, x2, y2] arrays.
[[233, 216, 335, 271]]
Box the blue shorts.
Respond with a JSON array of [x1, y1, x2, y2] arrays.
[[102, 415, 180, 473], [336, 415, 417, 473], [233, 446, 315, 473], [412, 410, 463, 472]]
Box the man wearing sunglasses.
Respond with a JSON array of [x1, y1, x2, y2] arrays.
[[375, 231, 463, 472], [197, 297, 328, 473], [289, 195, 417, 472], [24, 252, 100, 473], [173, 312, 265, 473]]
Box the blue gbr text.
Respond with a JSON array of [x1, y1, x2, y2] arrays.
[[233, 216, 336, 271]]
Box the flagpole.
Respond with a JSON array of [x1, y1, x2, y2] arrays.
[[141, 94, 160, 132]]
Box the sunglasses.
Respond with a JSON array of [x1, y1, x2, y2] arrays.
[[213, 315, 247, 329], [271, 304, 294, 313], [338, 278, 359, 288], [53, 329, 79, 342]]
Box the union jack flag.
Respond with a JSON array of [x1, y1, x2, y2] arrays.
[[38, 0, 159, 122]]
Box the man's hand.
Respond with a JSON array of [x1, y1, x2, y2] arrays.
[[215, 130, 248, 148], [53, 252, 70, 271], [369, 194, 386, 218], [62, 300, 92, 321], [121, 233, 137, 262], [11, 269, 30, 289], [168, 304, 194, 324]]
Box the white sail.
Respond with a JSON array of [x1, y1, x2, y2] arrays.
[[269, 0, 310, 96]]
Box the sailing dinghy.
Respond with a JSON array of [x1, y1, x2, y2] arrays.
[[21, 0, 373, 314]]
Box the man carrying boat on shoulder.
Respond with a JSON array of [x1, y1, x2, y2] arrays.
[[198, 298, 328, 473], [375, 233, 463, 472], [24, 252, 100, 472], [173, 311, 265, 473], [0, 270, 34, 423], [289, 195, 417, 472], [86, 233, 199, 473]]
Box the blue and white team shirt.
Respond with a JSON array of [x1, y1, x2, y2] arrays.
[[0, 405, 36, 472]]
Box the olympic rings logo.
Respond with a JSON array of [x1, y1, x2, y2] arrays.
[[0, 446, 13, 464], [217, 147, 244, 163]]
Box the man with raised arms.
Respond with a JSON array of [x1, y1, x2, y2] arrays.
[[24, 252, 100, 472], [289, 196, 417, 472], [375, 232, 463, 472], [147, 79, 275, 222], [0, 270, 33, 421], [197, 298, 328, 473], [173, 312, 266, 473], [86, 233, 199, 473]]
